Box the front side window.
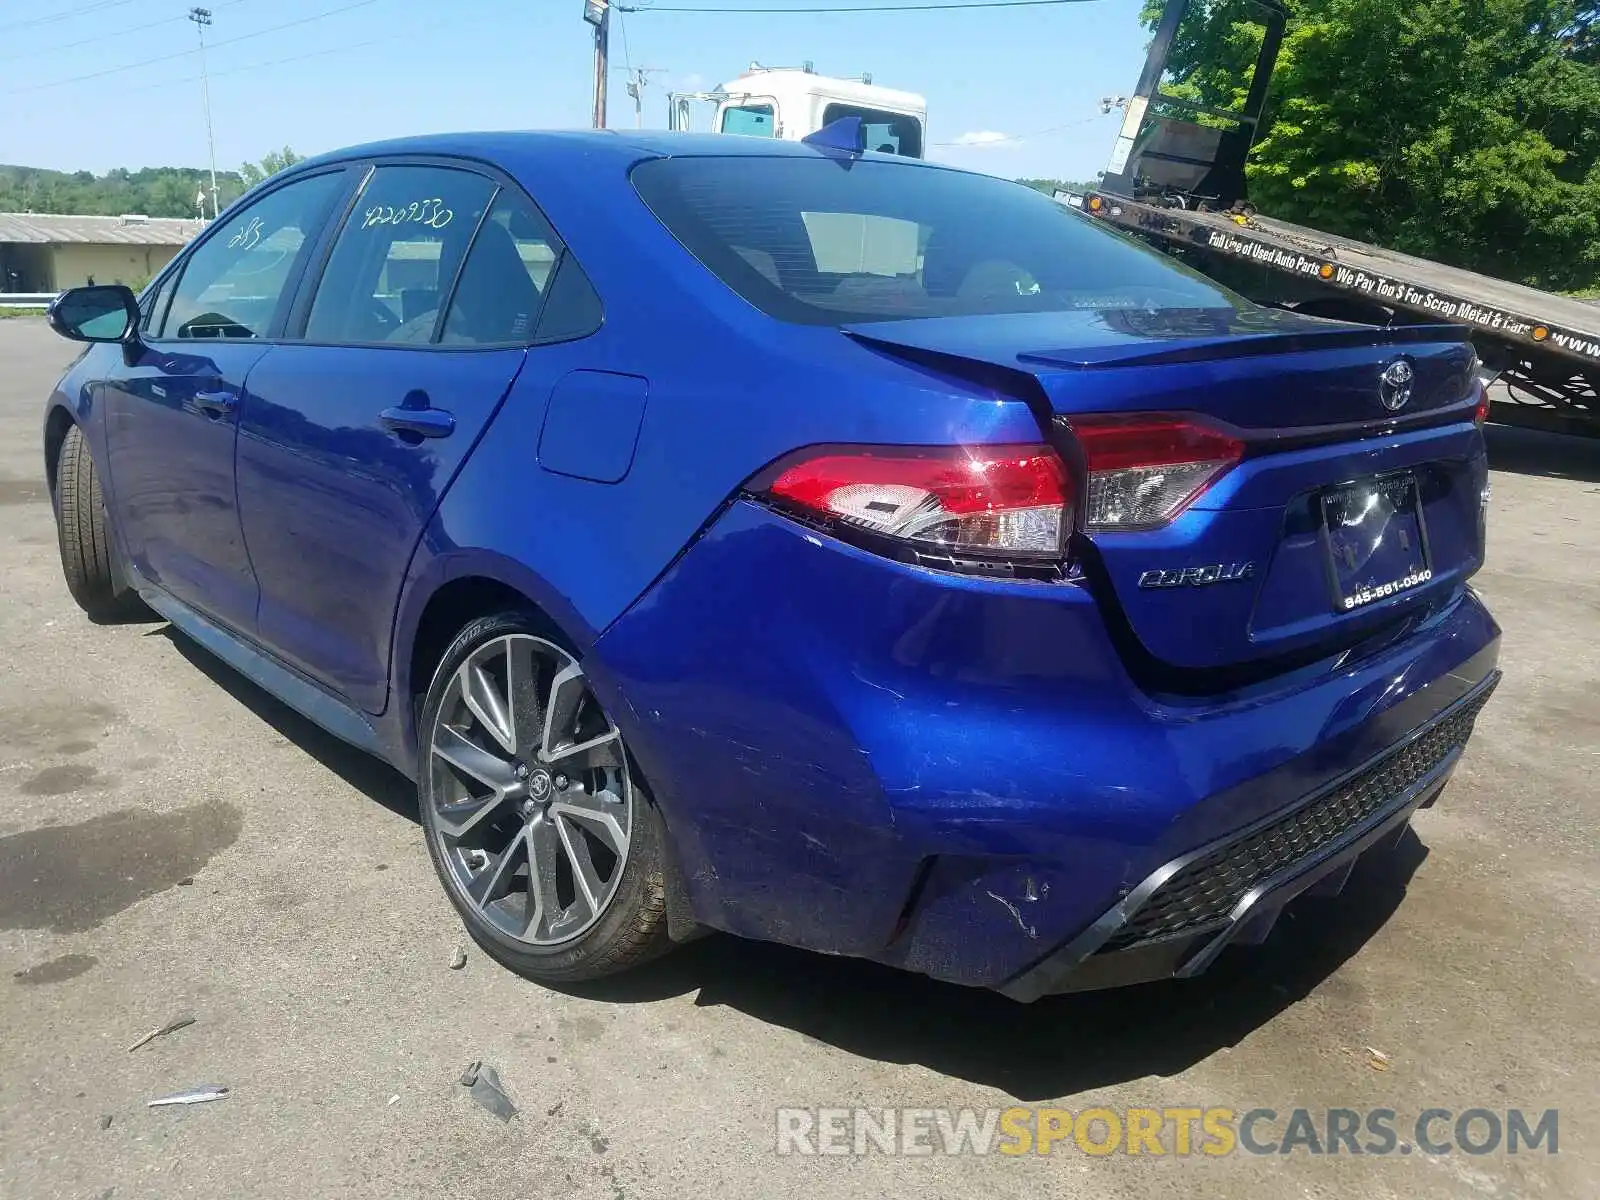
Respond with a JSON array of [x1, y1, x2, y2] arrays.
[[632, 156, 1236, 326], [720, 104, 775, 137], [822, 104, 923, 158], [304, 165, 496, 345], [140, 272, 175, 335], [161, 172, 345, 339]]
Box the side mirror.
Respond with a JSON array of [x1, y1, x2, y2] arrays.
[[47, 284, 140, 344]]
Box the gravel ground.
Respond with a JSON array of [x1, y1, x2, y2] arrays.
[[0, 317, 1596, 1199]]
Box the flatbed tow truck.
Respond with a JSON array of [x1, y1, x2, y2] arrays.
[[1078, 0, 1600, 435]]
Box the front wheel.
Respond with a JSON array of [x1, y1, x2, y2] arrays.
[[53, 422, 143, 621], [417, 612, 671, 982]]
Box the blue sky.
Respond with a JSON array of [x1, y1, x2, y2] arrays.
[[0, 0, 1149, 183]]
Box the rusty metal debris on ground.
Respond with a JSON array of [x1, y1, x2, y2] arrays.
[[448, 945, 467, 970], [147, 1085, 230, 1108], [459, 1061, 517, 1122], [126, 1013, 196, 1052]]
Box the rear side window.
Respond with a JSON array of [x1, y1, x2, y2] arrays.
[[441, 190, 603, 346], [631, 157, 1234, 326], [530, 254, 603, 344], [162, 171, 345, 339], [441, 191, 557, 345], [305, 165, 495, 345]]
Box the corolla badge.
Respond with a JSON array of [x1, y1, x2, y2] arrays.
[[1379, 359, 1415, 411], [1138, 562, 1256, 589]]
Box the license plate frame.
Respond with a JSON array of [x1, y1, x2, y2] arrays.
[[1318, 471, 1434, 614]]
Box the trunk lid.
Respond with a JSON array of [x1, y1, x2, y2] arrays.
[[846, 308, 1487, 675], [845, 307, 1478, 428]]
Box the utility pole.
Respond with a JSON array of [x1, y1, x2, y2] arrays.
[[188, 7, 219, 220], [624, 66, 665, 128], [583, 0, 610, 129]]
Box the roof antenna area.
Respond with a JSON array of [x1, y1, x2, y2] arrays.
[[801, 115, 865, 157]]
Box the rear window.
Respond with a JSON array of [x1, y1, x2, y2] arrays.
[[631, 156, 1235, 326]]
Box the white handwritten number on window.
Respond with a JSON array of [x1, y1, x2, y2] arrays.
[[361, 199, 453, 231], [228, 216, 264, 250]]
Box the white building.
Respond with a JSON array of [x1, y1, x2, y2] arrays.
[[0, 212, 205, 293]]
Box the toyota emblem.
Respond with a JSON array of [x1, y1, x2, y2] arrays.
[[1379, 360, 1415, 411]]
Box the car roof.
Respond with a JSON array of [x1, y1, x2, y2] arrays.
[[291, 129, 957, 175]]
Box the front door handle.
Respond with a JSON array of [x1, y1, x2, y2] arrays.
[[379, 405, 455, 440], [194, 389, 237, 419]]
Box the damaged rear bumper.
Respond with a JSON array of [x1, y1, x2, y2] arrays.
[[999, 670, 1501, 1001], [596, 501, 1503, 994]]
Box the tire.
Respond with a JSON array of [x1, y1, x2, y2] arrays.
[[53, 423, 142, 621], [417, 611, 671, 983]]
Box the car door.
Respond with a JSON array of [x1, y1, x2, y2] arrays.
[[234, 162, 561, 714], [100, 169, 351, 631]]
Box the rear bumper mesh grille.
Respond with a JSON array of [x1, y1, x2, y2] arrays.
[[1098, 682, 1497, 953]]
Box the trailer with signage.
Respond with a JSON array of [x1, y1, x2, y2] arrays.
[[1080, 0, 1600, 435]]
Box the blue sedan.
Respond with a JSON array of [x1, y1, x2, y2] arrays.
[[41, 129, 1499, 999]]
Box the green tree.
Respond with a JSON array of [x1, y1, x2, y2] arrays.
[[1016, 177, 1100, 195], [0, 163, 246, 216], [239, 146, 304, 189], [1144, 0, 1600, 289]]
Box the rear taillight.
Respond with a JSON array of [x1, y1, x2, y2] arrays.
[[1065, 413, 1245, 531], [761, 444, 1070, 559], [1473, 381, 1492, 426]]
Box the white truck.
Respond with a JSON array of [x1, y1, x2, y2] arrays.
[[667, 63, 927, 159]]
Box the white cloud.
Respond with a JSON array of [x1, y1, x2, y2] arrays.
[[951, 130, 1014, 148], [677, 72, 706, 91]]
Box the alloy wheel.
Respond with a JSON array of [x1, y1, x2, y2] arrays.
[[426, 634, 632, 947]]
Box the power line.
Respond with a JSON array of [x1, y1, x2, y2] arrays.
[[0, 0, 249, 67], [117, 17, 456, 97], [615, 2, 635, 74], [190, 7, 221, 220], [618, 0, 1098, 12], [0, 0, 136, 35], [0, 0, 383, 96], [0, 16, 185, 64], [613, 0, 669, 128], [931, 112, 1107, 146]]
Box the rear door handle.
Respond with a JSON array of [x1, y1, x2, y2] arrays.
[[194, 389, 237, 418], [379, 406, 455, 440]]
